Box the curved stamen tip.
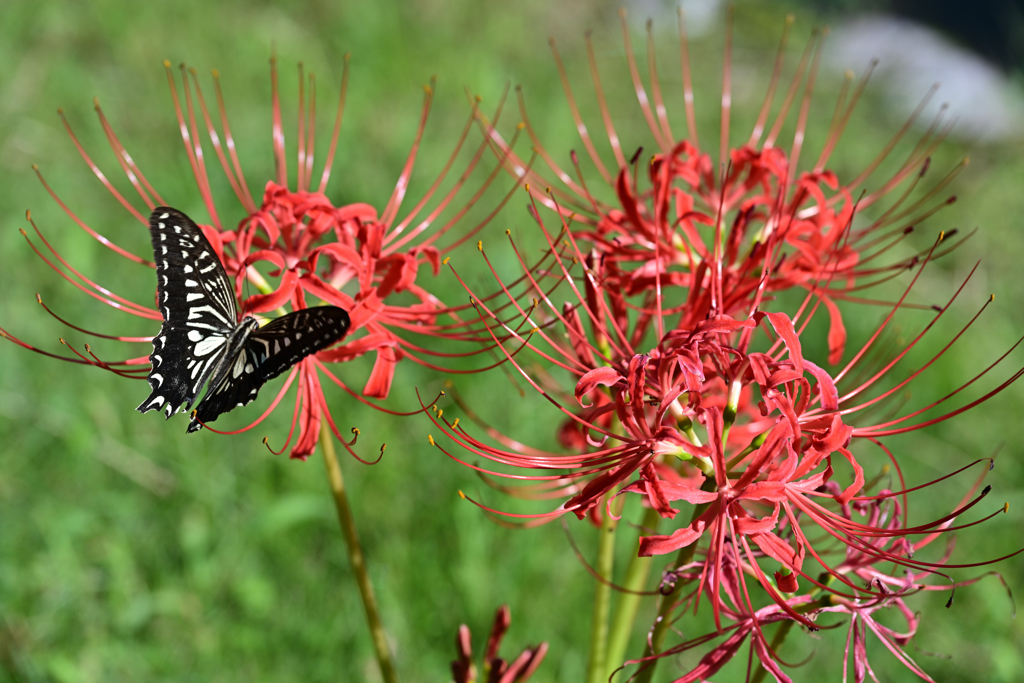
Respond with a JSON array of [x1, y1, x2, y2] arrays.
[[505, 229, 511, 236], [442, 256, 451, 266], [162, 59, 172, 68], [351, 427, 360, 436], [428, 434, 435, 446]]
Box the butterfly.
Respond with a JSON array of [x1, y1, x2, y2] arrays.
[[137, 207, 350, 432]]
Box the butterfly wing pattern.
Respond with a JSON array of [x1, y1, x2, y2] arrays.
[[136, 207, 351, 433], [189, 306, 350, 433]]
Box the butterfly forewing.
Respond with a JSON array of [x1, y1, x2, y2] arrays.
[[188, 307, 351, 432], [137, 207, 238, 418]]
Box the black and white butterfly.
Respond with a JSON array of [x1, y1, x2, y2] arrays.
[[137, 207, 350, 432]]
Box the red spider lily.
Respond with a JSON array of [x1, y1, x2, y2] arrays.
[[627, 469, 1015, 683], [480, 12, 968, 366], [452, 605, 548, 683], [4, 56, 516, 458]]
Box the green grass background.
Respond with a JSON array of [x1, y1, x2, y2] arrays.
[[1, 0, 1023, 681]]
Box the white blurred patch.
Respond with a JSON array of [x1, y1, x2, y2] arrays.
[[625, 0, 723, 37], [827, 15, 1024, 142]]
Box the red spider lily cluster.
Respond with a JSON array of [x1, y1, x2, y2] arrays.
[[2, 56, 519, 459], [3, 9, 1021, 682], [422, 13, 1022, 681]]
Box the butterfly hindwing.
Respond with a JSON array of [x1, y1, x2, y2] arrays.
[[188, 307, 351, 432], [137, 207, 238, 418]]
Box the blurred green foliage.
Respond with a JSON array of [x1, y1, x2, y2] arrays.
[[1, 1, 1023, 681]]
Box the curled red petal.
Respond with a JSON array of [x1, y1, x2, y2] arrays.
[[247, 269, 299, 313], [574, 366, 622, 407]]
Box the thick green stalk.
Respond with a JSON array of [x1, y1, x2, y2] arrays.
[[319, 424, 398, 683], [634, 477, 717, 683], [586, 495, 623, 683], [604, 505, 662, 679]]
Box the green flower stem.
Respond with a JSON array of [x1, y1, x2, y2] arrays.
[[586, 494, 625, 683], [605, 505, 663, 680], [634, 477, 718, 683], [319, 424, 398, 683]]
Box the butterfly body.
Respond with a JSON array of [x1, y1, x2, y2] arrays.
[[137, 207, 350, 432]]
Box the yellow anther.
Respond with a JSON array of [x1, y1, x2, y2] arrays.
[[437, 409, 443, 419], [163, 59, 172, 68], [428, 434, 435, 446], [505, 229, 511, 236], [990, 294, 995, 302], [262, 437, 268, 444], [35, 294, 42, 304], [517, 121, 525, 130], [443, 256, 451, 266], [211, 69, 220, 78], [525, 183, 530, 192], [458, 490, 466, 499], [477, 240, 483, 252], [452, 418, 460, 429], [351, 427, 361, 435], [440, 390, 446, 397]]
